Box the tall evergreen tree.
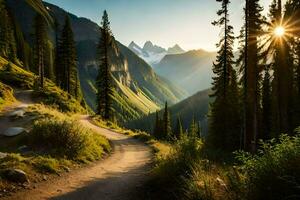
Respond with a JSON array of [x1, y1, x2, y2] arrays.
[[96, 10, 114, 120], [33, 13, 47, 88], [269, 0, 294, 136], [238, 0, 264, 152], [189, 116, 198, 138], [0, 0, 17, 61], [174, 115, 184, 140], [283, 0, 300, 132], [54, 18, 61, 85], [163, 101, 172, 140], [208, 0, 241, 151], [153, 111, 163, 139], [58, 16, 80, 97], [261, 65, 272, 140], [197, 121, 202, 138]]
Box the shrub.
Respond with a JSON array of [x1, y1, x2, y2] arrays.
[[28, 118, 110, 161], [152, 136, 244, 200], [236, 134, 300, 200], [151, 136, 203, 198]]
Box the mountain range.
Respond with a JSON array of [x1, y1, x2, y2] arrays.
[[128, 41, 216, 96], [128, 41, 185, 66], [153, 49, 216, 95], [6, 0, 187, 122]]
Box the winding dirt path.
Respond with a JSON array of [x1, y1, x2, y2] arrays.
[[0, 90, 34, 137], [2, 99, 153, 200]]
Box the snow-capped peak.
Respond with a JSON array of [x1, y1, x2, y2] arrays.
[[128, 41, 185, 66]]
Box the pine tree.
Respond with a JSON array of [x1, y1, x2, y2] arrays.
[[96, 10, 114, 120], [269, 0, 294, 136], [58, 16, 80, 97], [197, 120, 202, 138], [0, 0, 17, 61], [238, 0, 264, 152], [54, 18, 63, 87], [33, 13, 47, 88], [189, 117, 198, 138], [174, 115, 184, 140], [153, 111, 163, 139], [208, 0, 241, 151], [163, 101, 172, 140], [261, 65, 272, 140]]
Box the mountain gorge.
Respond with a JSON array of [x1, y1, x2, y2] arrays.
[[6, 0, 186, 122], [154, 49, 216, 95]]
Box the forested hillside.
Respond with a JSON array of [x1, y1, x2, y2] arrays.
[[5, 0, 186, 123], [127, 88, 211, 135]]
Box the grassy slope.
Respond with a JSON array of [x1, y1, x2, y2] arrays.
[[127, 88, 212, 134], [0, 104, 110, 193], [0, 57, 87, 113], [0, 57, 111, 193], [0, 82, 15, 110], [80, 65, 159, 122]]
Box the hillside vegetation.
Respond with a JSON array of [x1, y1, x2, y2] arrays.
[[0, 104, 110, 192], [0, 57, 87, 113], [128, 88, 212, 134], [0, 82, 15, 110], [149, 131, 300, 200], [6, 0, 186, 124]]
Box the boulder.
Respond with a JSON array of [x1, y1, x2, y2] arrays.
[[0, 152, 7, 159], [2, 127, 27, 137], [2, 169, 28, 183], [8, 109, 25, 118], [17, 145, 31, 153]]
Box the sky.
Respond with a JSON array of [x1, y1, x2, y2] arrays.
[[44, 0, 276, 51]]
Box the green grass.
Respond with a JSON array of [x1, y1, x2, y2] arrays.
[[0, 106, 110, 191], [27, 117, 111, 162], [148, 137, 243, 200], [0, 82, 15, 110], [0, 56, 87, 113], [150, 131, 300, 200]]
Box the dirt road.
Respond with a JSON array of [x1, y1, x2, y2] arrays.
[[2, 115, 153, 200]]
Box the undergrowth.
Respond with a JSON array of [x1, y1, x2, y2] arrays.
[[151, 132, 300, 200]]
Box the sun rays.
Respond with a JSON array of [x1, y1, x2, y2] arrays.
[[274, 26, 285, 37]]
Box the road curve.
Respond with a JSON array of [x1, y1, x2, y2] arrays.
[[3, 116, 153, 200]]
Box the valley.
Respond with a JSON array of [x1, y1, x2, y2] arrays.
[[0, 0, 300, 200]]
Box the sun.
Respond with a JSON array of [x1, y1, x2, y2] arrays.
[[274, 26, 285, 37]]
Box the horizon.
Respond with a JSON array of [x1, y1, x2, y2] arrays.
[[44, 0, 277, 52]]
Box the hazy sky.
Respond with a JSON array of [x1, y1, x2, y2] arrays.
[[45, 0, 276, 51]]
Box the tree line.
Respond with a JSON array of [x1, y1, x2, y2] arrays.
[[0, 0, 81, 99], [153, 102, 202, 141], [208, 0, 300, 152], [0, 0, 116, 120]]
